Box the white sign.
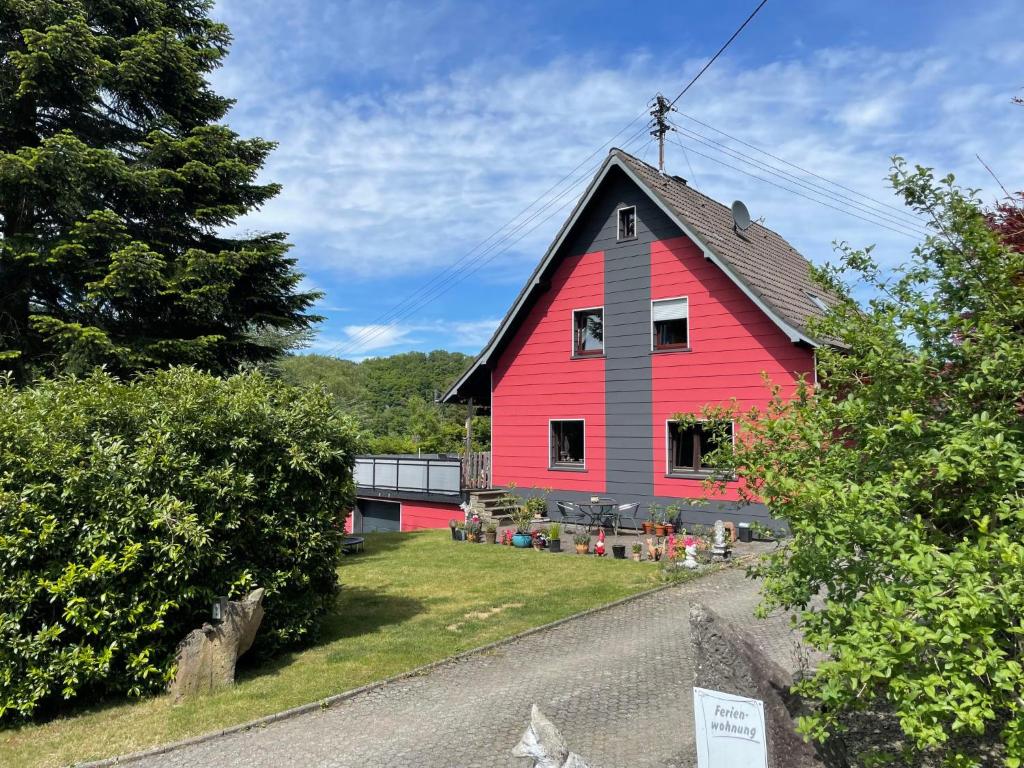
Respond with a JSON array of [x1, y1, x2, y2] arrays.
[[693, 687, 769, 768]]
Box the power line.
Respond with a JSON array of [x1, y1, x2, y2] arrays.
[[665, 134, 923, 240], [327, 130, 653, 359], [666, 118, 930, 237], [667, 0, 769, 109], [326, 0, 772, 359], [326, 113, 652, 358], [674, 110, 926, 225]]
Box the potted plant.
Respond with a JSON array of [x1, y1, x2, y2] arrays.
[[630, 542, 643, 561], [653, 505, 667, 537], [454, 521, 466, 541], [484, 522, 497, 545], [465, 519, 482, 542], [547, 522, 562, 553], [574, 533, 590, 554], [509, 502, 535, 548], [532, 527, 548, 551], [665, 504, 680, 535], [643, 504, 657, 535], [525, 493, 548, 520], [612, 543, 626, 559]]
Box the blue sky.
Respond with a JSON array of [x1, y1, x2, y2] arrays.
[[210, 0, 1023, 360]]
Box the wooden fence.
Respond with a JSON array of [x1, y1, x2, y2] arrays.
[[462, 451, 491, 490]]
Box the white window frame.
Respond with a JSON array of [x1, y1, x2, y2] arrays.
[[570, 306, 604, 358], [664, 418, 735, 477], [548, 418, 586, 471], [650, 295, 690, 352], [806, 292, 830, 312], [616, 205, 637, 241]]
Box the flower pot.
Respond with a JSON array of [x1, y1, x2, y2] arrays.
[[450, 527, 458, 540], [455, 529, 466, 541], [485, 531, 497, 544], [612, 544, 626, 559], [737, 523, 752, 543], [655, 524, 667, 537], [631, 552, 642, 562], [512, 532, 533, 548], [548, 539, 561, 553], [642, 522, 654, 534], [665, 523, 675, 535], [575, 543, 589, 555]]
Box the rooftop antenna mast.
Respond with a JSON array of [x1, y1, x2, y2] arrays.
[[649, 93, 675, 173]]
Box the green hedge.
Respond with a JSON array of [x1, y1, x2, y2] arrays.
[[0, 368, 359, 720]]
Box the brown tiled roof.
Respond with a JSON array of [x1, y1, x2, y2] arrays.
[[615, 149, 836, 338]]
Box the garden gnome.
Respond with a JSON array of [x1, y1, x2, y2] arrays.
[[683, 536, 699, 569], [594, 528, 606, 557]]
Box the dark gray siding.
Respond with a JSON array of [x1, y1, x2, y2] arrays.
[[512, 167, 773, 527]]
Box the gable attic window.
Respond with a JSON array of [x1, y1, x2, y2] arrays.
[[617, 206, 636, 241], [549, 420, 585, 469], [667, 420, 734, 475], [651, 297, 689, 351], [572, 307, 604, 356]]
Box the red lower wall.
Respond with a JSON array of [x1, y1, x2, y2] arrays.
[[401, 500, 464, 531]]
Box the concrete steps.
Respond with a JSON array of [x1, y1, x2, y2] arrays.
[[468, 488, 518, 523]]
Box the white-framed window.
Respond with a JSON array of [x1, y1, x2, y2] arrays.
[[651, 296, 689, 351], [572, 307, 604, 357], [666, 419, 734, 475], [549, 419, 585, 469], [617, 206, 636, 241]]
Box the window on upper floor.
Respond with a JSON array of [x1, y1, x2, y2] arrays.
[[667, 420, 733, 475], [617, 206, 636, 241], [550, 420, 585, 469], [572, 307, 604, 356], [651, 296, 689, 351]]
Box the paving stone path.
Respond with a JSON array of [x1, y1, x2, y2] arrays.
[[129, 566, 803, 768]]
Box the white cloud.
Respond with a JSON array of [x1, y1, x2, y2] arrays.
[[208, 3, 1024, 344]]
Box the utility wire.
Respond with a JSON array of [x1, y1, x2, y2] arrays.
[[667, 0, 769, 109], [666, 118, 930, 237], [665, 135, 923, 240], [674, 110, 926, 225], [325, 113, 651, 358], [326, 130, 651, 359], [327, 0, 772, 359]]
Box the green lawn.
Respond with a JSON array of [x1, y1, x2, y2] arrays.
[[1, 530, 667, 768]]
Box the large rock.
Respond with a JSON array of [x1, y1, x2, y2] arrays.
[[511, 704, 590, 768], [689, 602, 841, 768], [168, 588, 266, 700]]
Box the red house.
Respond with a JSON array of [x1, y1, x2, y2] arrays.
[[443, 148, 833, 528]]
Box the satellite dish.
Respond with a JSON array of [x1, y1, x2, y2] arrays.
[[731, 200, 752, 232]]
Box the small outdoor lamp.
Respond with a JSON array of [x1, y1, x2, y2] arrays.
[[211, 596, 228, 623]]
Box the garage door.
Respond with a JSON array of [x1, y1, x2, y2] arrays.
[[357, 499, 401, 532]]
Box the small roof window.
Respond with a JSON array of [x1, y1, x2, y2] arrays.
[[806, 292, 830, 312]]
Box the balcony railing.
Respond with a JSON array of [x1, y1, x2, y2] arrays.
[[354, 454, 463, 496]]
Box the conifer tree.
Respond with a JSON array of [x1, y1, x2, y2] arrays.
[[0, 0, 319, 380]]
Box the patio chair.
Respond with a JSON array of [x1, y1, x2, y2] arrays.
[[555, 501, 584, 533], [616, 503, 641, 536]]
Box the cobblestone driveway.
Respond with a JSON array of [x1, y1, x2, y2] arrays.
[[126, 567, 801, 768]]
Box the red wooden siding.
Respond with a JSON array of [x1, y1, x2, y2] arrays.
[[491, 250, 607, 492], [401, 500, 464, 531], [650, 236, 814, 500]]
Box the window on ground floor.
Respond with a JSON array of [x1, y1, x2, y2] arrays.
[[550, 419, 585, 469], [667, 420, 733, 475], [572, 307, 604, 356], [651, 296, 689, 350]]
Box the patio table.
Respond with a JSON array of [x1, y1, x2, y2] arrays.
[[576, 498, 619, 535]]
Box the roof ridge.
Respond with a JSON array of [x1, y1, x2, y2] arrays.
[[612, 148, 797, 246]]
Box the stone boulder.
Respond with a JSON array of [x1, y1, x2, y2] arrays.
[[689, 602, 844, 768], [168, 588, 266, 700], [512, 704, 590, 768]]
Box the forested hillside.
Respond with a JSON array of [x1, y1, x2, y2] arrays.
[[278, 351, 489, 454]]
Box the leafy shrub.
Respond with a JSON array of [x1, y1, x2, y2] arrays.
[[0, 368, 359, 720]]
